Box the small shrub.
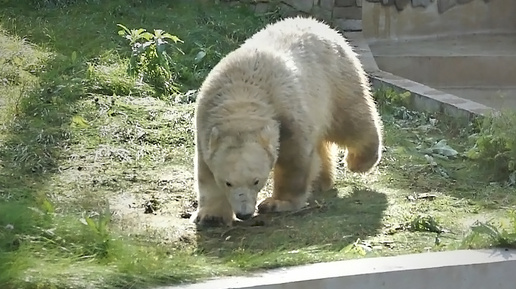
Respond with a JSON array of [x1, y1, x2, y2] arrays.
[[373, 88, 411, 113], [466, 110, 516, 184], [117, 24, 184, 97]]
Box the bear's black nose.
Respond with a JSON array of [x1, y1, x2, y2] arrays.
[[236, 213, 253, 220]]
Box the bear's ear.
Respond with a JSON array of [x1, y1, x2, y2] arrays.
[[208, 127, 220, 153]]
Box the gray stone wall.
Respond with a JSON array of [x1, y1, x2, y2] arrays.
[[227, 0, 364, 31], [364, 0, 491, 14]]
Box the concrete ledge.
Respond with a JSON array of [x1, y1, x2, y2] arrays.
[[161, 249, 516, 289], [370, 70, 495, 119], [343, 32, 497, 119]]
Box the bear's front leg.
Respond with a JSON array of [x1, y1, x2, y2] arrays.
[[258, 138, 317, 213], [191, 154, 234, 227]]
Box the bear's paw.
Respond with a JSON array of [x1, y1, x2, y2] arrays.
[[257, 197, 307, 213], [191, 206, 234, 227]]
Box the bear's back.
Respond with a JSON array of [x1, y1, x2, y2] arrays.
[[242, 17, 347, 55]]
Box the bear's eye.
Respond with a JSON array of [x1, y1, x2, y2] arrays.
[[225, 181, 232, 187], [253, 179, 259, 186]]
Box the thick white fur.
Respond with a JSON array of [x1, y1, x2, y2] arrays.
[[192, 16, 383, 227]]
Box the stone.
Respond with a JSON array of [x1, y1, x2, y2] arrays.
[[333, 19, 362, 31], [311, 5, 333, 21], [279, 2, 302, 16], [394, 0, 410, 10], [333, 6, 362, 19], [320, 0, 335, 10], [283, 0, 314, 13], [380, 0, 395, 5], [335, 0, 356, 7], [254, 2, 269, 13], [356, 0, 362, 7], [411, 0, 433, 8], [456, 0, 473, 3], [437, 0, 456, 13]]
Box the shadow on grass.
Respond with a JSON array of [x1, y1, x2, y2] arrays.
[[0, 3, 132, 286], [194, 187, 388, 270], [0, 50, 87, 285]]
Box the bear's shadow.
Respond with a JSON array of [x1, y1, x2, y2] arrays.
[[194, 186, 388, 262]]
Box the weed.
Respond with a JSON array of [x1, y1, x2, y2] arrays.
[[373, 87, 412, 114], [79, 207, 113, 258], [408, 214, 445, 234], [463, 210, 516, 249], [85, 52, 155, 97], [467, 110, 516, 184], [117, 24, 184, 97]]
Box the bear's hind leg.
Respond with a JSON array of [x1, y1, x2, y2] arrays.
[[328, 97, 382, 173], [311, 140, 337, 193], [191, 152, 234, 227], [258, 140, 317, 213]]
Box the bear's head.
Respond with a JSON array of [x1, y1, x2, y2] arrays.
[[206, 124, 279, 220]]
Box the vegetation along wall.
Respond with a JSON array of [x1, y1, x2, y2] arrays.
[[222, 0, 364, 31]]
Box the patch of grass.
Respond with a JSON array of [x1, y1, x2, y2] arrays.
[[462, 210, 516, 249], [1, 2, 515, 288], [466, 109, 516, 183]]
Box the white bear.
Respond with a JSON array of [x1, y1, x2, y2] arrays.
[[192, 16, 383, 227]]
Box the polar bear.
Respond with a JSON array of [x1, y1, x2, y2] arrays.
[[192, 16, 383, 227]]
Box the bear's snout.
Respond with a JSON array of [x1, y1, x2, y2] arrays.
[[228, 189, 257, 219]]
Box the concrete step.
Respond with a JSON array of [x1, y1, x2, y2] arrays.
[[435, 87, 516, 111], [369, 33, 516, 87], [373, 55, 516, 87]]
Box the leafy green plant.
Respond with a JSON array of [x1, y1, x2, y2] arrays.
[[408, 214, 445, 233], [466, 110, 516, 184], [373, 87, 414, 120], [373, 87, 411, 107], [79, 208, 112, 258], [117, 24, 184, 97], [341, 238, 372, 257]]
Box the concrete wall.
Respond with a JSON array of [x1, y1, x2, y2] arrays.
[[223, 0, 364, 31], [362, 0, 516, 41], [162, 249, 516, 289]]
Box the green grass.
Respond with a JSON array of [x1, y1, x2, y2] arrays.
[[0, 1, 515, 288]]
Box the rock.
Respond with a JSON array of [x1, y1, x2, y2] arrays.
[[437, 0, 457, 13], [394, 0, 410, 11], [254, 2, 269, 13], [320, 0, 335, 10], [335, 0, 356, 6], [411, 0, 433, 8], [334, 19, 362, 31], [290, 0, 315, 13], [333, 6, 362, 19]]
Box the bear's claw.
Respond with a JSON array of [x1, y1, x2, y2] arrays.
[[257, 197, 306, 213], [191, 210, 233, 227], [257, 200, 277, 213]]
